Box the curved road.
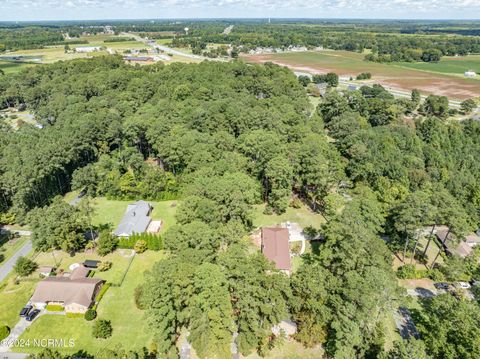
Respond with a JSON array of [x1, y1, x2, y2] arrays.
[[0, 237, 32, 283]]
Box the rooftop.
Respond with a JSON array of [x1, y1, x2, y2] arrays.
[[114, 200, 152, 237], [261, 227, 291, 271]]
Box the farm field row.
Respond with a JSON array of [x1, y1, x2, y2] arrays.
[[243, 50, 480, 100]]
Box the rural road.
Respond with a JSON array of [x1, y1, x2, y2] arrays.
[[121, 33, 205, 61], [0, 239, 32, 283]]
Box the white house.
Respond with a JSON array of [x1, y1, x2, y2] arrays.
[[75, 46, 102, 53], [465, 70, 477, 78]]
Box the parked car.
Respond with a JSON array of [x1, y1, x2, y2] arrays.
[[19, 305, 32, 317], [455, 281, 471, 289], [26, 309, 40, 322], [434, 282, 450, 290]]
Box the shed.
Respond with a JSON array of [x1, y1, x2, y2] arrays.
[[83, 260, 101, 269]]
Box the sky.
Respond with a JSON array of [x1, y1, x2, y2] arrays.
[[0, 0, 479, 21]]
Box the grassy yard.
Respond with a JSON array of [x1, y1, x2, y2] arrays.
[[246, 341, 324, 359], [90, 197, 178, 234], [0, 277, 39, 329], [18, 250, 164, 355], [253, 203, 326, 230], [32, 250, 134, 285]]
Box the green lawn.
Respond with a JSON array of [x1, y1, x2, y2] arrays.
[[246, 340, 324, 359], [0, 277, 39, 329], [91, 197, 178, 234], [18, 250, 164, 355], [253, 203, 326, 230]]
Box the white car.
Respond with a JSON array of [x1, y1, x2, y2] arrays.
[[457, 281, 471, 289]]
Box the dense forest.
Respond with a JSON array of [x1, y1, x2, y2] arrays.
[[1, 56, 480, 358]]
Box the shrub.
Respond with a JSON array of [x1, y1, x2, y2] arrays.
[[84, 309, 97, 321], [95, 283, 111, 305], [92, 319, 112, 339], [134, 285, 145, 310], [118, 233, 162, 251], [356, 72, 372, 80], [98, 261, 112, 272], [14, 256, 37, 277], [134, 240, 147, 253], [0, 325, 10, 340], [396, 264, 417, 279], [397, 264, 429, 279], [289, 197, 302, 209], [97, 230, 118, 256], [428, 268, 445, 282], [45, 304, 64, 312]]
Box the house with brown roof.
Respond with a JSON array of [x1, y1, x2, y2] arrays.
[[31, 265, 103, 314], [261, 227, 291, 273], [435, 227, 480, 259]]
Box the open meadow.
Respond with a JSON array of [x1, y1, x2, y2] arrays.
[[244, 50, 480, 100]]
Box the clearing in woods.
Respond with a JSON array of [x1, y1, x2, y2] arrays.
[[244, 50, 480, 100]]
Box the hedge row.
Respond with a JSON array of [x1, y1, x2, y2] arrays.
[[118, 233, 162, 251], [45, 304, 64, 312]]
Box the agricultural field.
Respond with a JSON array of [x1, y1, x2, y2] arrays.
[[17, 250, 164, 355], [244, 50, 480, 100]]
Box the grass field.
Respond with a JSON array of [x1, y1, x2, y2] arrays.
[[253, 203, 326, 230], [394, 55, 480, 76], [90, 197, 178, 234], [18, 250, 164, 355], [244, 50, 480, 100], [0, 60, 36, 74]]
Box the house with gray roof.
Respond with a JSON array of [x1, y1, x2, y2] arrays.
[[114, 200, 152, 237]]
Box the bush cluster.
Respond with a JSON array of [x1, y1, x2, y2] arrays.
[[0, 325, 10, 340], [118, 233, 162, 251]]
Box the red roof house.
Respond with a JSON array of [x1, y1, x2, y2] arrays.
[[261, 227, 291, 272]]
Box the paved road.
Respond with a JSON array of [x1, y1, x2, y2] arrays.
[[0, 353, 28, 359], [0, 240, 32, 283], [122, 33, 205, 61], [0, 315, 39, 353]]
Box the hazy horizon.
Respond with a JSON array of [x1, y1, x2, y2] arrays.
[[0, 0, 479, 22]]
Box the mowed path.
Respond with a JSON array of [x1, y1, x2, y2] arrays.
[[243, 51, 480, 100]]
